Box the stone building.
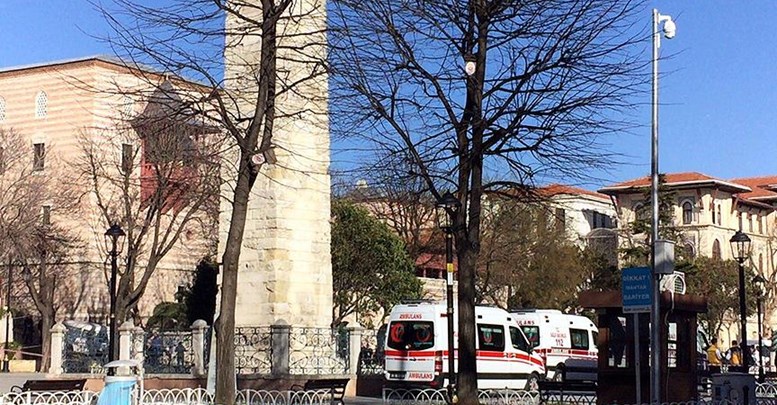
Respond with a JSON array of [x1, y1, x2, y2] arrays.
[[0, 56, 213, 322], [599, 172, 777, 343]]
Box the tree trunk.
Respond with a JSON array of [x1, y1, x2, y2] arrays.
[[39, 312, 53, 372], [214, 159, 253, 405], [457, 246, 479, 404]]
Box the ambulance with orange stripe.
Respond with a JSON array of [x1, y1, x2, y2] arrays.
[[383, 301, 545, 390], [510, 309, 598, 382]]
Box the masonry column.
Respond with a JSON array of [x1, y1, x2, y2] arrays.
[[219, 0, 332, 328]]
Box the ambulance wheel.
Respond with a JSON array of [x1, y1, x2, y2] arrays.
[[552, 365, 565, 382], [525, 372, 540, 391]]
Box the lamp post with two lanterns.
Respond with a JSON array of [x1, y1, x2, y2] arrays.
[[730, 230, 752, 371], [435, 192, 461, 405], [104, 223, 126, 375]]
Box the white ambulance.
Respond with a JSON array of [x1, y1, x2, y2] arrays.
[[510, 309, 598, 381], [383, 301, 545, 390]]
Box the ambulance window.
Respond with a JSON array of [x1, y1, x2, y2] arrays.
[[592, 331, 598, 346], [521, 326, 540, 348], [386, 321, 434, 350], [510, 326, 530, 352], [570, 328, 589, 350], [477, 324, 505, 352]]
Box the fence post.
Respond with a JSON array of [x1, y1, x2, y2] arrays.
[[347, 324, 364, 375], [271, 320, 291, 376], [119, 320, 134, 361], [133, 325, 145, 364], [191, 319, 208, 377], [49, 322, 66, 374]]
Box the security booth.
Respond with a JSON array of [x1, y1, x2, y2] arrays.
[[579, 290, 707, 404]]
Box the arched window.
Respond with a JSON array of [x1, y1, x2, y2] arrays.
[[35, 91, 47, 118], [712, 239, 721, 260], [0, 96, 6, 122], [683, 242, 696, 260], [682, 201, 693, 224]]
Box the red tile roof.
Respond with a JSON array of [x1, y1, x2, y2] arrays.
[[730, 176, 777, 200], [599, 172, 751, 194], [536, 184, 610, 201]]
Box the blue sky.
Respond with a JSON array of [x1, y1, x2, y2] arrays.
[[1, 1, 776, 188]]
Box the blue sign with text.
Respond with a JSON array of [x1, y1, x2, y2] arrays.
[[622, 267, 651, 313]]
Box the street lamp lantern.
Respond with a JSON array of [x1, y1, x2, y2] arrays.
[[730, 230, 752, 263], [104, 223, 125, 375], [435, 191, 460, 231], [104, 224, 126, 254], [730, 229, 752, 372], [435, 191, 460, 404]]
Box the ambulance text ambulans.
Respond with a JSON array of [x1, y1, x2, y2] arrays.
[[510, 309, 597, 381], [384, 301, 545, 390]]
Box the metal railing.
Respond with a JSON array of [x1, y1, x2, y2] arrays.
[[289, 327, 348, 375], [234, 326, 273, 374], [142, 329, 194, 374]]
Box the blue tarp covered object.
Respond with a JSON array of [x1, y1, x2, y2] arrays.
[[97, 377, 137, 405]]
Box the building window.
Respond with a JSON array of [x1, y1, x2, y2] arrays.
[[35, 91, 48, 118], [122, 143, 133, 173], [717, 205, 722, 225], [555, 208, 566, 233], [592, 211, 610, 229], [0, 96, 6, 122], [738, 212, 743, 231], [712, 239, 721, 260], [682, 201, 693, 225], [759, 254, 764, 272], [712, 206, 716, 225], [41, 205, 51, 225], [749, 213, 754, 232], [683, 242, 696, 260], [759, 214, 764, 234], [33, 143, 45, 171]]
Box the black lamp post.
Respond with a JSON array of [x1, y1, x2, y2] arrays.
[[730, 230, 751, 372], [435, 191, 460, 404], [754, 274, 766, 382], [104, 223, 125, 375]]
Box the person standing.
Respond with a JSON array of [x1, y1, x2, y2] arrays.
[[707, 337, 723, 374], [728, 340, 742, 367]]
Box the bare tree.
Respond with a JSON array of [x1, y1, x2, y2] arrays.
[[96, 1, 326, 402], [69, 101, 220, 362], [329, 1, 646, 401], [0, 128, 84, 370]]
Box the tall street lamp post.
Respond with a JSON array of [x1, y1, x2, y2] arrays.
[[754, 274, 766, 381], [436, 191, 460, 405], [104, 224, 126, 376], [730, 230, 752, 371], [650, 9, 676, 403]]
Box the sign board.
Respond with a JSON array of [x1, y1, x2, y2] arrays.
[[622, 267, 651, 313]]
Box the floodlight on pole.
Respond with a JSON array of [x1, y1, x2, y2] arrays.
[[650, 8, 676, 404]]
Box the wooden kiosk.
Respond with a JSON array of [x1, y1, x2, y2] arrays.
[[579, 290, 707, 404]]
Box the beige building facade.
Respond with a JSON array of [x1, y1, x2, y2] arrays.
[[0, 57, 211, 322], [600, 172, 777, 342]]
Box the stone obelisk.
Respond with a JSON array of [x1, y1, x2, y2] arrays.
[[219, 0, 332, 328]]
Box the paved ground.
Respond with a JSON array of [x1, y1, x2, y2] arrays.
[[0, 372, 42, 393]]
